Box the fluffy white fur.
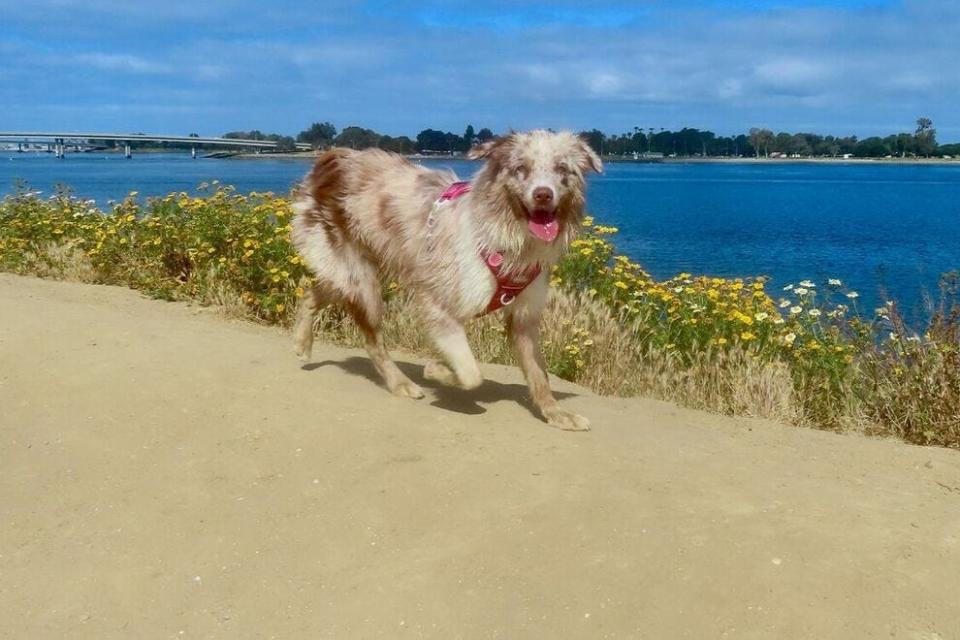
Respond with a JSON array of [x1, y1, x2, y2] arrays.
[[291, 130, 602, 430]]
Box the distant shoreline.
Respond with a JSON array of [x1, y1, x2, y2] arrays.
[[226, 150, 960, 165], [6, 148, 957, 165], [656, 156, 960, 165]]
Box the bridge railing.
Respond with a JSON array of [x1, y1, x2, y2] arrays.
[[0, 131, 312, 152]]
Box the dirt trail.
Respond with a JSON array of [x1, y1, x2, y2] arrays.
[[1, 273, 959, 639]]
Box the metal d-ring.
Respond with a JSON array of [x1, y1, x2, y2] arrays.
[[500, 292, 515, 306]]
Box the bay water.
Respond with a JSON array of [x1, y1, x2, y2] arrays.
[[3, 151, 958, 320]]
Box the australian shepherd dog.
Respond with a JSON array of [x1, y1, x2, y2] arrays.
[[291, 130, 602, 430]]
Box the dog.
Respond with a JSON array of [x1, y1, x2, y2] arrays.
[[290, 130, 602, 430]]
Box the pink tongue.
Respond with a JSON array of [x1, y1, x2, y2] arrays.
[[528, 211, 559, 242]]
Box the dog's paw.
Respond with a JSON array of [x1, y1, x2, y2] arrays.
[[424, 360, 458, 386], [543, 407, 591, 432], [456, 369, 483, 391], [390, 380, 426, 400], [424, 361, 482, 390], [294, 343, 312, 362], [293, 333, 314, 362]]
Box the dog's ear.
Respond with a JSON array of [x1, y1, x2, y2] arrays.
[[576, 138, 604, 174], [468, 134, 514, 160]]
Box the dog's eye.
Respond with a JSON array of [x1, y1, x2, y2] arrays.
[[513, 165, 529, 179], [555, 163, 570, 175]]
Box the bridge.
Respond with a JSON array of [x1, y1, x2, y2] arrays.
[[0, 131, 312, 158]]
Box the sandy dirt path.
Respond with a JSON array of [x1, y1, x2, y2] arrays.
[[1, 273, 959, 639]]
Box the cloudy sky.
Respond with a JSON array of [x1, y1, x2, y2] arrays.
[[1, 0, 958, 139]]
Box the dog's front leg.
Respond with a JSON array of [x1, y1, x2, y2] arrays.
[[505, 301, 590, 432], [421, 301, 484, 390]]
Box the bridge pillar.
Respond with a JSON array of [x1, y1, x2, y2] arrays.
[[191, 146, 196, 159], [124, 143, 132, 159], [56, 138, 65, 159]]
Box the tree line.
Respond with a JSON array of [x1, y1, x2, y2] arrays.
[[224, 117, 957, 158], [580, 118, 952, 158], [289, 122, 497, 155]]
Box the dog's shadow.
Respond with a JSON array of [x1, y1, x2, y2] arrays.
[[302, 357, 576, 418]]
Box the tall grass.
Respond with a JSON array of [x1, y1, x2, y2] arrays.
[[1, 185, 957, 447]]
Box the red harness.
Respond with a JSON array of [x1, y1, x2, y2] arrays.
[[436, 181, 542, 315]]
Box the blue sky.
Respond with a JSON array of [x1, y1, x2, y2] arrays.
[[1, 0, 958, 139]]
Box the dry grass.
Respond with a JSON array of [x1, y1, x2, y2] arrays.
[[19, 242, 98, 283]]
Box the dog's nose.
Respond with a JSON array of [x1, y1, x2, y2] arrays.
[[533, 187, 554, 206]]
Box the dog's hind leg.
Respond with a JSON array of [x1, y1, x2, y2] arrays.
[[342, 268, 425, 399], [295, 230, 423, 397]]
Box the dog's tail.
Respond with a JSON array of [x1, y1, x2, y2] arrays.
[[291, 148, 352, 251]]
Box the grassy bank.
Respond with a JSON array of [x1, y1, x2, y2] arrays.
[[2, 185, 957, 447]]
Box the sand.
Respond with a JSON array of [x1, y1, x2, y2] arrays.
[[1, 273, 958, 639]]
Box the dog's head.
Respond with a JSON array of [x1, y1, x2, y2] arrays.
[[469, 130, 602, 244]]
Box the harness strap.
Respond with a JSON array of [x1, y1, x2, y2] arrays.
[[481, 252, 542, 314], [433, 181, 542, 315]]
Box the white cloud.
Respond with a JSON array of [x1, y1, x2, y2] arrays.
[[74, 53, 172, 75], [754, 58, 832, 88], [585, 71, 624, 97]]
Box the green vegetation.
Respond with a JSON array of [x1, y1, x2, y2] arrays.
[[279, 117, 955, 159], [1, 186, 957, 447], [56, 117, 957, 158]]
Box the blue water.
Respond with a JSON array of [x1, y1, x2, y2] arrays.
[[3, 151, 959, 319]]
